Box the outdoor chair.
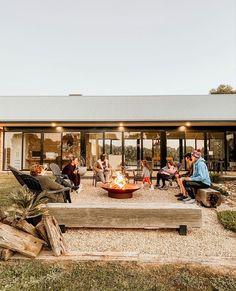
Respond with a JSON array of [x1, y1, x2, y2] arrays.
[[20, 174, 71, 203], [8, 165, 25, 186], [92, 169, 102, 187], [49, 163, 73, 186]]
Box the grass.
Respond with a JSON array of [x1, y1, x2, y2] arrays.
[[217, 210, 236, 232], [0, 261, 236, 291], [0, 174, 20, 208]]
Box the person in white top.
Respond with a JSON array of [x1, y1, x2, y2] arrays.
[[93, 154, 112, 183]]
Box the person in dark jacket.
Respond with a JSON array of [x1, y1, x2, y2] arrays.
[[62, 156, 81, 187]]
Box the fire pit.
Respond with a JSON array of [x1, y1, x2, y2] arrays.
[[101, 172, 141, 199]]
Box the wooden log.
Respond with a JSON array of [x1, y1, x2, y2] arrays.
[[196, 188, 222, 208], [2, 216, 15, 226], [36, 221, 50, 246], [0, 209, 7, 221], [43, 215, 68, 256], [0, 247, 14, 261], [0, 222, 45, 258], [15, 219, 39, 238]]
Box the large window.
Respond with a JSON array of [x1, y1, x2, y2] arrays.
[[62, 132, 80, 168], [85, 133, 103, 169], [143, 132, 160, 169], [185, 132, 204, 155], [208, 132, 224, 160], [23, 133, 41, 169], [124, 132, 141, 167], [4, 132, 22, 170], [105, 132, 122, 170], [43, 133, 61, 166], [167, 131, 184, 163]]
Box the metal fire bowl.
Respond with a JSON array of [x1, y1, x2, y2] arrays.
[[101, 183, 141, 199]]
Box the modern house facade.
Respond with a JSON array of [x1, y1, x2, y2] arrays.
[[0, 94, 236, 171]]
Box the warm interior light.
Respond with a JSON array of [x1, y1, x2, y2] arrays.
[[186, 122, 191, 127], [56, 126, 62, 131], [179, 126, 186, 132], [119, 123, 123, 127], [51, 123, 56, 127]]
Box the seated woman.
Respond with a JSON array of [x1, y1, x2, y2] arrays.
[[156, 160, 178, 190], [30, 164, 71, 203], [93, 154, 112, 184], [62, 156, 81, 190]]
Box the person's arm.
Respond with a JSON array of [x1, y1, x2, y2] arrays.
[[189, 163, 206, 182], [94, 162, 102, 172]]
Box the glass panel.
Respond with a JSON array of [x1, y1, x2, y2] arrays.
[[185, 132, 204, 155], [23, 133, 41, 169], [85, 133, 103, 169], [143, 132, 160, 169], [105, 132, 122, 170], [166, 131, 184, 163], [4, 132, 22, 170], [124, 132, 141, 167], [43, 133, 61, 167], [62, 132, 80, 168], [208, 132, 224, 160]]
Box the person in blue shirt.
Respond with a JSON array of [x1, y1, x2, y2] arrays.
[[182, 150, 211, 204]]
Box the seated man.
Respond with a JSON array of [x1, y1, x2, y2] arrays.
[[62, 156, 81, 190], [182, 150, 211, 204], [30, 164, 71, 202], [93, 154, 112, 184]]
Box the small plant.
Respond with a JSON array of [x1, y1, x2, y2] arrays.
[[217, 210, 236, 232], [6, 186, 49, 220], [212, 184, 229, 196], [210, 173, 223, 183]]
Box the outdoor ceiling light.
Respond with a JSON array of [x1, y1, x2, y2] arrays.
[[51, 122, 56, 127], [186, 122, 191, 127]]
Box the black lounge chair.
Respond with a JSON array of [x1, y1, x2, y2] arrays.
[[20, 174, 71, 203], [8, 165, 25, 186]]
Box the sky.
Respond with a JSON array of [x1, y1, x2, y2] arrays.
[[0, 0, 235, 96]]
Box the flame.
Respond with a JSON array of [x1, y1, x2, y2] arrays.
[[110, 172, 127, 189]]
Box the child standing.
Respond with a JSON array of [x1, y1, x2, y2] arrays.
[[141, 160, 152, 188]]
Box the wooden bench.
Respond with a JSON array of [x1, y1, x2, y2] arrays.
[[196, 188, 222, 208], [47, 202, 202, 235]]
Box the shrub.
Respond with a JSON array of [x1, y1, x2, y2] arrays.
[[210, 173, 223, 183], [217, 211, 236, 232]]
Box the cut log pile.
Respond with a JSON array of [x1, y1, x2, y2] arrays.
[[0, 210, 68, 261]]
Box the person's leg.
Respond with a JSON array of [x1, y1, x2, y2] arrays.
[[97, 171, 106, 183], [156, 173, 161, 187], [104, 171, 110, 183], [184, 181, 209, 199], [178, 177, 188, 196]]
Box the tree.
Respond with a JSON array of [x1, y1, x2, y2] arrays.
[[210, 84, 236, 94]]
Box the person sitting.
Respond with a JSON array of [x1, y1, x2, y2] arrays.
[[93, 154, 112, 184], [30, 164, 71, 203], [182, 150, 211, 204], [62, 156, 81, 190], [141, 160, 152, 188], [156, 160, 178, 190], [175, 153, 193, 200]]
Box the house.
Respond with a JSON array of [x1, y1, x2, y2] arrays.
[[0, 94, 235, 171]]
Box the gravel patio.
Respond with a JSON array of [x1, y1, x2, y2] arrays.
[[64, 179, 236, 260]]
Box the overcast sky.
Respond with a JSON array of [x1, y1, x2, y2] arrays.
[[0, 0, 235, 96]]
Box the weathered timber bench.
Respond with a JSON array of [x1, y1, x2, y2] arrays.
[[196, 188, 222, 208], [47, 202, 202, 235]]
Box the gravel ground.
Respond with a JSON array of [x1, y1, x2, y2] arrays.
[[63, 179, 236, 259]]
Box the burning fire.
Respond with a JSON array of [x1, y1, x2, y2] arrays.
[[110, 172, 127, 189]]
